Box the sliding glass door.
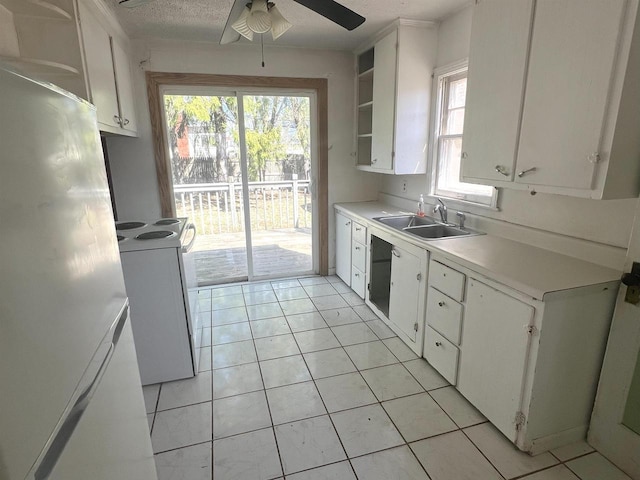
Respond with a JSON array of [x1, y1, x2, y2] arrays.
[[162, 89, 316, 284]]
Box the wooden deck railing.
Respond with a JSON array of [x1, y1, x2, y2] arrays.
[[173, 179, 312, 235]]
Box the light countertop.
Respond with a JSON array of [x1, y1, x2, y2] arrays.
[[335, 201, 621, 300]]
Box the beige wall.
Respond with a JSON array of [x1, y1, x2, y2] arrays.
[[105, 39, 380, 271], [379, 5, 637, 252]]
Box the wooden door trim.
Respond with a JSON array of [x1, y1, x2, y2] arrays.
[[146, 72, 329, 275]]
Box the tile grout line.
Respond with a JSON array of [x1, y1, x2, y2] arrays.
[[243, 292, 288, 480], [288, 318, 361, 480]]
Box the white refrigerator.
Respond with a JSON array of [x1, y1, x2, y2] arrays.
[[0, 66, 157, 479]]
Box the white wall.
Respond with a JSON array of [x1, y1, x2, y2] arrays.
[[105, 39, 380, 272], [379, 5, 636, 254]]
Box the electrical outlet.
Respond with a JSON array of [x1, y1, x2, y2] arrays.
[[402, 181, 407, 193]]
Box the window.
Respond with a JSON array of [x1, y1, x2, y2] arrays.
[[430, 63, 497, 207]]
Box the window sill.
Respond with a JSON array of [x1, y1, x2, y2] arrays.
[[426, 193, 500, 212]]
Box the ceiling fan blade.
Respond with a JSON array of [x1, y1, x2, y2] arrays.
[[118, 0, 154, 8], [220, 0, 247, 45], [293, 0, 365, 31]]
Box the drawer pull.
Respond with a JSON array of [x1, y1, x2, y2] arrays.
[[435, 341, 442, 347], [438, 301, 445, 307]]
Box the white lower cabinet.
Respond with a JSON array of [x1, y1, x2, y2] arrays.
[[367, 226, 427, 355], [335, 209, 369, 299], [457, 279, 534, 439], [425, 256, 618, 454], [423, 326, 459, 384], [351, 266, 365, 298], [335, 211, 352, 284], [388, 244, 422, 342]]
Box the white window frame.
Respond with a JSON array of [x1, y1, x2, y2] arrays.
[[428, 60, 498, 209]]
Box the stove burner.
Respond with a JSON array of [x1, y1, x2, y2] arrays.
[[117, 235, 126, 242], [155, 218, 180, 226], [136, 230, 176, 240], [116, 221, 147, 230]]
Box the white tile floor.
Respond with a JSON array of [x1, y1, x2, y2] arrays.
[[144, 275, 632, 480]]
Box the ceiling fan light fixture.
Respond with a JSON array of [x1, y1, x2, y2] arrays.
[[246, 0, 272, 34], [231, 6, 254, 40], [268, 5, 292, 40]]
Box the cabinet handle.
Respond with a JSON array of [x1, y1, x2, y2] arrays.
[[495, 165, 510, 177], [372, 158, 378, 164], [438, 301, 445, 307], [355, 227, 362, 231], [391, 248, 400, 258], [113, 115, 122, 126], [355, 246, 361, 251], [517, 167, 536, 177], [435, 341, 442, 347], [122, 118, 130, 126], [461, 152, 468, 159], [354, 273, 360, 277], [346, 221, 351, 226]]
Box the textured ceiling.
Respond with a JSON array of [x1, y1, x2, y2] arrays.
[[106, 0, 470, 50]]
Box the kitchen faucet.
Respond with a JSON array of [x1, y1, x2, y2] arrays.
[[433, 198, 448, 224]]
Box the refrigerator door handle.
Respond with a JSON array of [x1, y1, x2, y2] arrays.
[[27, 303, 129, 480]]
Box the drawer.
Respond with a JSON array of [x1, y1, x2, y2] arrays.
[[424, 326, 459, 385], [352, 241, 367, 272], [352, 221, 367, 245], [426, 287, 463, 345], [351, 266, 366, 299], [429, 260, 465, 301]]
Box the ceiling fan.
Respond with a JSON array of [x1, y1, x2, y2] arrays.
[[221, 0, 366, 45]]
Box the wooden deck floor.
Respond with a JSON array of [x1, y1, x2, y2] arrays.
[[193, 228, 313, 285]]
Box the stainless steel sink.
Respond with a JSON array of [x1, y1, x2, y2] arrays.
[[404, 224, 474, 239], [373, 215, 483, 240], [373, 215, 438, 229]]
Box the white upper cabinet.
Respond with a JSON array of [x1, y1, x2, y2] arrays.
[[370, 30, 397, 172], [78, 1, 119, 129], [0, 0, 87, 98], [461, 0, 533, 183], [78, 0, 138, 136], [461, 0, 640, 199], [515, 0, 625, 190], [111, 39, 138, 134], [355, 21, 437, 175]]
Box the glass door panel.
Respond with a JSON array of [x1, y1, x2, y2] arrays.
[[242, 95, 314, 278], [163, 94, 248, 284]]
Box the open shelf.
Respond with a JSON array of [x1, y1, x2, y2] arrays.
[[358, 67, 374, 78], [357, 133, 372, 138], [0, 0, 72, 20], [0, 56, 79, 76], [358, 101, 373, 109]]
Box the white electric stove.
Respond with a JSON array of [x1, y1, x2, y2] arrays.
[[116, 218, 202, 385]]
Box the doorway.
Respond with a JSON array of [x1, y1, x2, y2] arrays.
[[588, 197, 640, 479], [161, 90, 317, 284], [147, 73, 329, 281]]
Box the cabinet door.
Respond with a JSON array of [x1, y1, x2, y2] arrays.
[[111, 39, 138, 134], [458, 279, 534, 441], [461, 0, 533, 183], [516, 0, 625, 189], [335, 212, 352, 285], [370, 29, 397, 171], [388, 244, 420, 342], [78, 2, 119, 130]]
